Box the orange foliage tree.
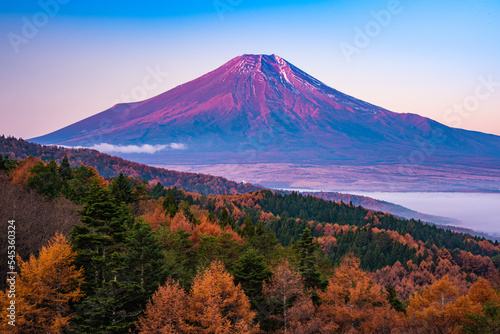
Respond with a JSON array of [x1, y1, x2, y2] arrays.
[[318, 255, 402, 333], [139, 261, 258, 334], [9, 156, 41, 186], [0, 233, 84, 333], [169, 211, 194, 234], [467, 277, 500, 305], [187, 261, 258, 333], [405, 275, 482, 333], [137, 279, 191, 333], [139, 198, 167, 230]]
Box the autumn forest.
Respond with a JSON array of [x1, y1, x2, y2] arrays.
[[1, 137, 500, 333]]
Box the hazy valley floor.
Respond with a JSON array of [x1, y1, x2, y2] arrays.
[[155, 163, 500, 193], [349, 191, 500, 238]]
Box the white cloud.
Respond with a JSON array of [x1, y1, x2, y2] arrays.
[[169, 143, 187, 150], [88, 143, 187, 154]]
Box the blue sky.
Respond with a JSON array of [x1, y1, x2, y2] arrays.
[[1, 0, 499, 138]]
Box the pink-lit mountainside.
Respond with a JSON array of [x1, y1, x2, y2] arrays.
[[32, 54, 500, 167]]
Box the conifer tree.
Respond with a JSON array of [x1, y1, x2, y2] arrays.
[[263, 259, 305, 333], [242, 215, 255, 238], [70, 184, 135, 332], [233, 248, 271, 301], [72, 191, 166, 332], [249, 221, 280, 256], [163, 191, 179, 218], [150, 182, 166, 199], [137, 279, 190, 333], [463, 302, 500, 334], [0, 154, 17, 172], [66, 165, 101, 204], [296, 227, 324, 289], [71, 185, 128, 289], [188, 261, 258, 333], [158, 227, 198, 288], [125, 219, 169, 312], [180, 200, 197, 224], [406, 275, 482, 333], [0, 233, 84, 333], [110, 172, 136, 204], [386, 284, 406, 313], [58, 155, 73, 181], [219, 207, 233, 228], [318, 255, 401, 333], [27, 159, 62, 199]]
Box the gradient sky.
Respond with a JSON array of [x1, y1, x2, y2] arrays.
[[1, 0, 499, 139]]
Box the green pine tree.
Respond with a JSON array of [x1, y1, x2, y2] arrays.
[[110, 172, 136, 204], [0, 154, 17, 172], [180, 200, 197, 224], [296, 227, 324, 290], [233, 248, 271, 300], [150, 182, 166, 199], [249, 221, 280, 256], [219, 207, 233, 228], [71, 185, 130, 288], [58, 155, 73, 180], [70, 184, 135, 332], [27, 159, 62, 200], [119, 218, 170, 331], [162, 191, 179, 218], [66, 165, 101, 204], [386, 285, 406, 313], [157, 227, 198, 288], [125, 219, 168, 302], [242, 215, 255, 238]]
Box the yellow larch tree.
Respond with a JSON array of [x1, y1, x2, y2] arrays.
[[405, 275, 482, 333], [187, 261, 258, 334], [318, 255, 402, 333], [0, 233, 84, 333], [138, 278, 191, 334]]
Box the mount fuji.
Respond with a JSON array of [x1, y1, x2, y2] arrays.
[[31, 54, 500, 189]]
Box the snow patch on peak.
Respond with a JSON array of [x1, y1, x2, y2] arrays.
[[278, 63, 291, 85], [267, 54, 292, 85], [233, 54, 263, 74], [272, 54, 284, 63]]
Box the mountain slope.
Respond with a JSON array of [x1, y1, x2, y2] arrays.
[[30, 54, 500, 166]]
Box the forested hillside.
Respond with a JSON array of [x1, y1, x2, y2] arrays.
[[0, 136, 262, 195], [1, 154, 499, 333]]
